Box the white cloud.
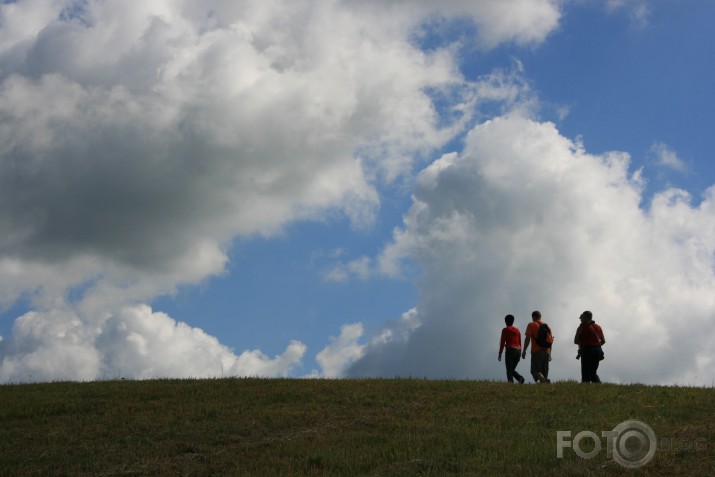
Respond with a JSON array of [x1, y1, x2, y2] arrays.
[[0, 304, 305, 382], [458, 0, 562, 47], [0, 0, 544, 306], [316, 308, 420, 378], [0, 0, 564, 382], [349, 114, 715, 385], [323, 256, 373, 283], [231, 341, 307, 378], [315, 323, 366, 377], [651, 141, 687, 173], [353, 0, 561, 48], [605, 0, 651, 27], [0, 309, 101, 382]]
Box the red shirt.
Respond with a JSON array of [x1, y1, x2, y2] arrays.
[[526, 320, 553, 352], [499, 325, 522, 354], [576, 321, 604, 346]]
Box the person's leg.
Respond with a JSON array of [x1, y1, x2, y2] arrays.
[[582, 347, 600, 382], [512, 349, 525, 384], [505, 349, 515, 382], [535, 350, 550, 382], [530, 353, 540, 382], [542, 350, 550, 381], [507, 348, 524, 383], [532, 350, 548, 383], [591, 348, 602, 383], [580, 352, 590, 382]]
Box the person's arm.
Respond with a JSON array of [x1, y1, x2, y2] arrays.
[[597, 326, 606, 345], [522, 334, 530, 358], [574, 324, 582, 345], [498, 329, 506, 361]]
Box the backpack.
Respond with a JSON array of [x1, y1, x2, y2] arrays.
[[535, 322, 553, 348]]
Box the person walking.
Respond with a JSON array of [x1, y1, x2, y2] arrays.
[[498, 314, 525, 384], [522, 310, 553, 383], [574, 310, 605, 383]]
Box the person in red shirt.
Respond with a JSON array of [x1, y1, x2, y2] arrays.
[[498, 314, 525, 384], [574, 310, 606, 383], [522, 310, 553, 383]]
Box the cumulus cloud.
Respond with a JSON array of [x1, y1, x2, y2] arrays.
[[348, 114, 715, 386], [314, 323, 366, 378], [0, 0, 550, 302], [353, 0, 561, 48], [0, 304, 305, 382], [315, 308, 420, 377], [0, 0, 563, 382]]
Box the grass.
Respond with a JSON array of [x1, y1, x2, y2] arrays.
[[0, 378, 712, 476]]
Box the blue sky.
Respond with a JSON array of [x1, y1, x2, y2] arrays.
[[0, 0, 714, 384]]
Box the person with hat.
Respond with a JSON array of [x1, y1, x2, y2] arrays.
[[574, 310, 606, 383]]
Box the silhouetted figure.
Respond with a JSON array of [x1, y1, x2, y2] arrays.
[[522, 310, 553, 383], [498, 314, 525, 384], [574, 310, 605, 383]]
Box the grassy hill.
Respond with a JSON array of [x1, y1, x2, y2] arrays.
[[0, 378, 712, 476]]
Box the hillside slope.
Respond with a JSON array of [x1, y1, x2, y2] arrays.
[[1, 379, 712, 475]]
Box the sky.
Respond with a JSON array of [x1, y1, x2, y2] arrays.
[[0, 0, 713, 385]]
